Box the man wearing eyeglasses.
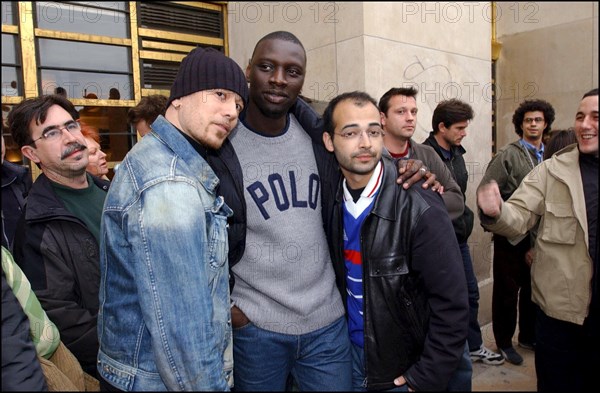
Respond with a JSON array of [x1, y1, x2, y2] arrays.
[[321, 91, 468, 391], [479, 98, 555, 366], [7, 94, 109, 377]]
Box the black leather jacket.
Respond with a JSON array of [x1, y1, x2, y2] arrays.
[[330, 157, 469, 391]]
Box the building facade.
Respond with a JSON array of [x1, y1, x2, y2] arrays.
[[2, 1, 598, 325]]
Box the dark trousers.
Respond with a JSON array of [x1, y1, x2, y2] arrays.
[[460, 242, 483, 351], [491, 235, 536, 349], [535, 307, 599, 391]]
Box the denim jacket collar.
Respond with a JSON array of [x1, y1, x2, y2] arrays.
[[151, 115, 220, 194]]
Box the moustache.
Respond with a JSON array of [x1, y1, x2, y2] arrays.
[[351, 150, 376, 158], [61, 143, 87, 160]]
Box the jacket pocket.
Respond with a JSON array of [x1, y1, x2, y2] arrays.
[[369, 256, 409, 277], [541, 203, 577, 245]]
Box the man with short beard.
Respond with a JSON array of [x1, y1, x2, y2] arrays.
[[8, 94, 110, 377], [322, 91, 468, 391], [98, 47, 248, 391]]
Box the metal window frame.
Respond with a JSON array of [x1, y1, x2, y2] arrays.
[[1, 1, 228, 179]]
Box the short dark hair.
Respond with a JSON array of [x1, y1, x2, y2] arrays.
[[378, 86, 419, 116], [251, 31, 305, 61], [582, 88, 598, 99], [322, 91, 378, 137], [54, 86, 67, 97], [128, 95, 167, 126], [8, 95, 79, 148], [511, 99, 555, 137], [431, 99, 474, 133], [543, 129, 577, 160]]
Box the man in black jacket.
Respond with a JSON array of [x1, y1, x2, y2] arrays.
[[424, 99, 505, 366], [8, 95, 109, 377], [322, 91, 468, 391], [1, 133, 32, 249]]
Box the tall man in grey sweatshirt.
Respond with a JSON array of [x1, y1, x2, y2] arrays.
[[207, 31, 436, 392], [215, 31, 352, 391]]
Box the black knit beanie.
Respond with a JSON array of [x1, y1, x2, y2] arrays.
[[167, 47, 249, 108]]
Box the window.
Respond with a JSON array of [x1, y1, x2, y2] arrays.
[[38, 38, 133, 99], [1, 1, 228, 179], [35, 2, 130, 38]]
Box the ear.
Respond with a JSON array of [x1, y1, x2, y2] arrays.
[[171, 98, 182, 109], [21, 145, 41, 165], [245, 63, 251, 82], [438, 122, 447, 134], [380, 112, 387, 127], [322, 132, 334, 153]]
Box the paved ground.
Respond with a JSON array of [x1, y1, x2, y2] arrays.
[[472, 323, 537, 391]]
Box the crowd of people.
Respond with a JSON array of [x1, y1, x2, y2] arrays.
[[2, 30, 597, 392]]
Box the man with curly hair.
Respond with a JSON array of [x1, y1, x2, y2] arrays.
[[480, 98, 555, 365]]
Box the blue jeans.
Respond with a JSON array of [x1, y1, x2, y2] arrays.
[[460, 242, 483, 351], [232, 316, 351, 391], [350, 343, 409, 392], [446, 341, 472, 391]]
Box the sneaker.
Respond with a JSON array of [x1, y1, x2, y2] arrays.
[[470, 345, 505, 365], [518, 341, 536, 351], [500, 346, 523, 365]]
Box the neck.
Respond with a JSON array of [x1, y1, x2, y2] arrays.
[[383, 134, 409, 155], [342, 169, 372, 190], [434, 133, 450, 150], [245, 101, 287, 136], [44, 168, 89, 189], [523, 136, 542, 149]]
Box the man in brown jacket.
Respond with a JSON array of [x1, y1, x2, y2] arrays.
[[477, 88, 598, 391]]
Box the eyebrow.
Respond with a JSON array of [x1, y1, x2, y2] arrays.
[[41, 119, 76, 134], [576, 110, 598, 116], [340, 122, 382, 130]]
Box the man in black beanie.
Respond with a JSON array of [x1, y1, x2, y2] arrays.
[[97, 46, 248, 391]]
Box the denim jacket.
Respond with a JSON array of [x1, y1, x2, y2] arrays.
[[98, 116, 233, 391]]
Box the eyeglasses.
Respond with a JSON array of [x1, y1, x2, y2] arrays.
[[30, 121, 81, 145], [334, 127, 385, 140], [523, 117, 544, 124]]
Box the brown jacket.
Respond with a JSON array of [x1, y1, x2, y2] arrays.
[[480, 144, 593, 325], [39, 342, 99, 391]]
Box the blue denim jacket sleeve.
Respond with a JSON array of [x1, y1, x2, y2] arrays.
[[129, 180, 229, 391]]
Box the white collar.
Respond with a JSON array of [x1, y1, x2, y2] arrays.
[[342, 161, 383, 218]]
